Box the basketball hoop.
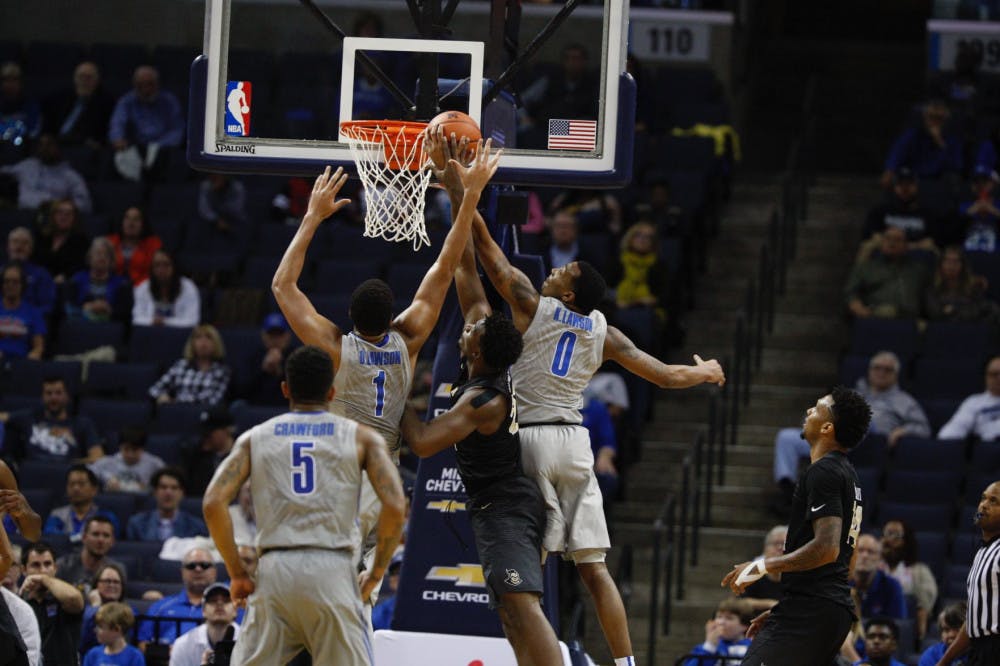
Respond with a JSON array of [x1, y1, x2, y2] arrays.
[[340, 120, 432, 250]]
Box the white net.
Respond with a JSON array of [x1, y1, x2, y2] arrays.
[[340, 122, 432, 250]]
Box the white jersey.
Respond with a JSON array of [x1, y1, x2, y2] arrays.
[[511, 296, 608, 424], [249, 411, 362, 552], [332, 330, 412, 454]]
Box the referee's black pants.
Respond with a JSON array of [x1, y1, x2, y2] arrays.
[[969, 634, 1000, 666], [740, 596, 854, 666]]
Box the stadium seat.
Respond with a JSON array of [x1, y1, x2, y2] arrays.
[[180, 497, 204, 516], [922, 321, 994, 359], [910, 358, 984, 400], [913, 531, 948, 581], [129, 326, 193, 367], [879, 501, 952, 532], [126, 581, 183, 600], [856, 468, 880, 521], [511, 254, 546, 291], [952, 532, 981, 564], [0, 395, 40, 414], [921, 398, 962, 434], [251, 225, 299, 258], [849, 319, 921, 362], [959, 505, 978, 532], [885, 470, 962, 505], [647, 135, 716, 173], [965, 472, 995, 506], [114, 541, 164, 580], [324, 224, 393, 265], [85, 362, 160, 400], [313, 260, 381, 293], [232, 404, 284, 435], [151, 403, 206, 436], [967, 251, 1000, 301], [150, 558, 182, 583], [95, 493, 139, 536], [90, 181, 144, 218], [80, 398, 153, 440], [145, 434, 182, 466], [944, 564, 970, 600], [890, 437, 965, 473], [838, 354, 871, 388], [849, 433, 889, 470], [20, 488, 51, 522], [240, 255, 281, 290], [970, 441, 1000, 473], [2, 359, 82, 396], [387, 263, 431, 302]]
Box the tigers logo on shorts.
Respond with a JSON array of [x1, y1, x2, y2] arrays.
[[504, 569, 522, 586]]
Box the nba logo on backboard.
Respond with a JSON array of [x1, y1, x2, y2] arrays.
[[225, 81, 252, 137]]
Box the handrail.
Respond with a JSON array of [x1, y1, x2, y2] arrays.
[[647, 493, 677, 663], [676, 455, 691, 601], [690, 431, 704, 567]]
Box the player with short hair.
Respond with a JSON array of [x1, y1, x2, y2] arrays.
[[203, 344, 406, 665], [432, 145, 723, 663], [271, 141, 500, 553], [722, 387, 872, 666]]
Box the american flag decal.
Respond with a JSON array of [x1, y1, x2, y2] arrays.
[[490, 127, 506, 147], [547, 118, 597, 151]]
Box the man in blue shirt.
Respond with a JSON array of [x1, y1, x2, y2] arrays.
[[43, 466, 119, 542], [854, 617, 907, 666], [852, 534, 907, 619], [6, 227, 55, 316], [126, 468, 207, 542], [137, 547, 219, 648], [108, 66, 184, 181]]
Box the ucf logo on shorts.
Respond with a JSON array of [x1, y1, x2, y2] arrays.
[[504, 569, 522, 586]]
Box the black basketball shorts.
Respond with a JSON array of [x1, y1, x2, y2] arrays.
[[740, 596, 854, 666]]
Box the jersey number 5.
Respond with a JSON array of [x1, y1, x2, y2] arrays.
[[550, 331, 577, 377], [291, 441, 316, 495]]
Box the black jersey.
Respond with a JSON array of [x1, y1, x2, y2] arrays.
[[781, 450, 863, 612], [451, 371, 522, 499]]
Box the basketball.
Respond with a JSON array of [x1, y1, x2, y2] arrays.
[[428, 110, 482, 144]]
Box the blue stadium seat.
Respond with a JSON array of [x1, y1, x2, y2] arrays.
[[85, 362, 160, 401], [959, 505, 978, 532], [952, 532, 981, 564], [387, 263, 431, 302], [53, 320, 125, 357], [150, 558, 182, 583], [849, 433, 889, 470], [922, 321, 994, 359], [126, 581, 183, 600], [885, 470, 962, 505], [0, 395, 40, 414], [2, 359, 82, 397], [511, 254, 546, 291], [879, 501, 952, 532], [129, 326, 193, 367], [911, 358, 984, 400], [647, 135, 716, 173], [921, 398, 962, 434], [314, 260, 382, 293], [967, 251, 1000, 301], [970, 441, 1000, 473], [849, 319, 921, 362], [20, 488, 51, 522], [578, 233, 612, 275], [965, 472, 995, 506], [838, 354, 871, 388], [240, 255, 281, 290], [219, 326, 261, 393], [145, 434, 181, 466], [890, 437, 965, 473], [90, 181, 144, 217], [251, 225, 299, 258], [90, 43, 151, 94], [944, 564, 970, 599], [310, 295, 351, 330], [856, 468, 880, 522], [95, 493, 139, 536], [233, 404, 284, 436], [114, 541, 164, 581], [151, 403, 205, 436], [79, 398, 153, 440], [914, 531, 948, 581], [324, 224, 393, 264]]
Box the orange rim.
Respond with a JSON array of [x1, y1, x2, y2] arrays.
[[340, 120, 429, 170]]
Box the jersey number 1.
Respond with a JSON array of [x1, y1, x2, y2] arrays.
[[372, 370, 386, 417], [550, 331, 577, 377], [291, 441, 315, 495]]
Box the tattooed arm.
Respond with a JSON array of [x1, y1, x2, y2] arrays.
[[723, 516, 841, 593], [203, 433, 254, 604], [471, 213, 539, 332], [357, 425, 405, 602], [603, 325, 725, 388]]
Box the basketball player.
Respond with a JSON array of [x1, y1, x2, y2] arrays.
[[721, 387, 872, 666], [203, 345, 405, 664], [432, 150, 724, 664], [398, 152, 561, 662], [271, 141, 500, 563]]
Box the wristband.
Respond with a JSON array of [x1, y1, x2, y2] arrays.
[[735, 558, 768, 586]]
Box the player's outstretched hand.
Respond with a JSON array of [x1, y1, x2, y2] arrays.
[[358, 569, 383, 605], [425, 125, 472, 192], [305, 166, 351, 222], [721, 560, 750, 593], [693, 354, 725, 387], [746, 610, 771, 639], [230, 574, 255, 608], [450, 139, 502, 195]]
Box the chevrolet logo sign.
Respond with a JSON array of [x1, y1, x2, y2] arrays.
[[426, 563, 485, 587], [426, 500, 466, 513]]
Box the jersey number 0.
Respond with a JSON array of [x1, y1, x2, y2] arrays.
[[550, 331, 577, 377]]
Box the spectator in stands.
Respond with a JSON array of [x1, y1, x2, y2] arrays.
[[106, 206, 162, 286], [7, 226, 56, 315], [741, 525, 787, 611], [82, 602, 144, 666], [0, 134, 92, 213], [938, 354, 1000, 441], [0, 262, 45, 360], [108, 66, 184, 179], [860, 168, 937, 260], [549, 189, 623, 236], [0, 544, 39, 666], [41, 61, 115, 149], [19, 541, 85, 665], [585, 368, 631, 427], [90, 426, 165, 494], [682, 597, 753, 666], [55, 516, 121, 595], [611, 221, 668, 317], [42, 465, 118, 541], [0, 62, 41, 146], [33, 197, 91, 284], [229, 481, 255, 548], [169, 582, 240, 666], [582, 396, 619, 504], [6, 377, 103, 463], [148, 324, 231, 406], [179, 406, 234, 497], [198, 173, 248, 236], [542, 209, 603, 273], [63, 237, 132, 324], [126, 467, 207, 541], [520, 43, 599, 134], [851, 535, 907, 620], [880, 519, 938, 641], [845, 226, 930, 319], [131, 250, 201, 328], [635, 176, 686, 237], [957, 165, 1000, 253], [918, 602, 969, 666], [769, 351, 929, 515], [924, 245, 1000, 324], [137, 546, 218, 648], [855, 616, 906, 666], [79, 562, 129, 657], [880, 100, 963, 188], [372, 552, 403, 631], [240, 312, 293, 405]]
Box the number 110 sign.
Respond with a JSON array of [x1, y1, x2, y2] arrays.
[[630, 19, 710, 63]]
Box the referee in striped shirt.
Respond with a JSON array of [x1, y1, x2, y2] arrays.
[[938, 481, 1000, 665]]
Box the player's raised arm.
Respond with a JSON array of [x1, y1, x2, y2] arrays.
[[357, 425, 405, 602], [0, 460, 41, 540], [400, 389, 505, 458], [602, 326, 725, 388], [394, 141, 501, 352], [471, 212, 539, 332], [203, 433, 254, 603], [272, 167, 351, 366]]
